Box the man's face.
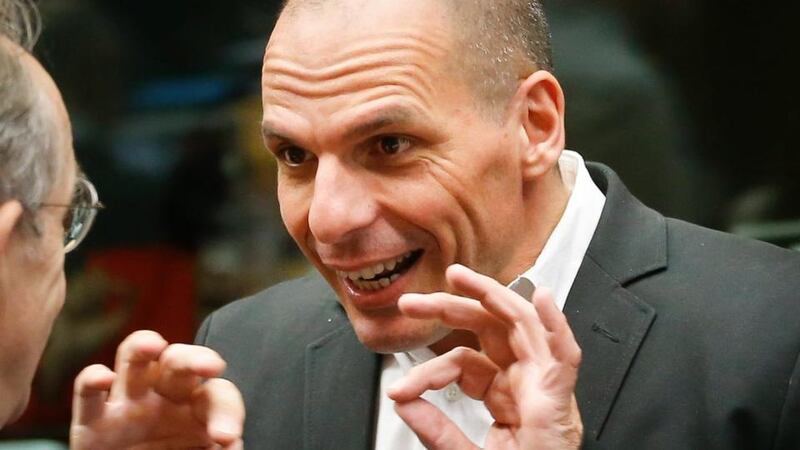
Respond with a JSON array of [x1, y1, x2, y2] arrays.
[[263, 0, 533, 353], [0, 49, 76, 424]]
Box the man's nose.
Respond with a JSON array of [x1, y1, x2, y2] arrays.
[[308, 157, 377, 245]]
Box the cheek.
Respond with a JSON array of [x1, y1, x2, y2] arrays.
[[413, 147, 523, 269], [36, 245, 67, 314], [278, 182, 311, 244], [386, 162, 479, 264]]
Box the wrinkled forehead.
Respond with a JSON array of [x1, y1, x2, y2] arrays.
[[273, 0, 453, 48], [264, 0, 454, 81], [260, 0, 462, 137]]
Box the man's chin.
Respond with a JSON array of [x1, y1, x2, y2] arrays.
[[351, 316, 451, 354]]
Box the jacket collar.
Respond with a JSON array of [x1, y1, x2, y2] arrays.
[[565, 162, 665, 440], [303, 290, 381, 450]]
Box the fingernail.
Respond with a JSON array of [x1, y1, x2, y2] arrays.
[[386, 383, 400, 397], [397, 293, 420, 304], [213, 418, 240, 437]]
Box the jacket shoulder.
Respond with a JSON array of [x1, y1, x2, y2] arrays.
[[663, 218, 800, 292], [196, 271, 347, 355]]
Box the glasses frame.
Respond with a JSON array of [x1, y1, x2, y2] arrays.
[[38, 175, 104, 253]]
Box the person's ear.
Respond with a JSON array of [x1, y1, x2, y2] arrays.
[[514, 70, 566, 181], [0, 201, 24, 253]]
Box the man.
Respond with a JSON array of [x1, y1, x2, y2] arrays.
[[197, 0, 800, 448], [0, 1, 245, 448]]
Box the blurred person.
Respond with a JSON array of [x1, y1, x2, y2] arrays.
[[0, 1, 244, 448], [197, 0, 800, 449]]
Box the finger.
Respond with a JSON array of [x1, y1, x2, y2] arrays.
[[394, 398, 478, 450], [155, 344, 227, 402], [192, 378, 245, 446], [110, 330, 168, 399], [447, 265, 546, 360], [387, 347, 498, 402], [221, 439, 244, 450], [389, 347, 521, 425], [399, 292, 517, 366], [398, 292, 501, 335], [533, 288, 582, 370], [446, 264, 537, 326], [532, 287, 559, 333], [72, 364, 115, 425]]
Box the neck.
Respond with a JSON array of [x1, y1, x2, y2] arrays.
[[497, 164, 572, 285]]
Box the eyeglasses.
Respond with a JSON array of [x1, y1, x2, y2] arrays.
[[38, 176, 104, 253]]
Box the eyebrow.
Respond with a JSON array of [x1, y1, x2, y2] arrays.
[[261, 122, 290, 145], [342, 109, 415, 142], [261, 106, 426, 149]]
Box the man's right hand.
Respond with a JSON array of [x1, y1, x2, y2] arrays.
[[389, 264, 583, 450]]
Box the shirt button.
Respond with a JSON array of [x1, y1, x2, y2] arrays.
[[444, 384, 461, 402]]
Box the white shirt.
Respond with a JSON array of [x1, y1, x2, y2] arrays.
[[373, 151, 606, 449]]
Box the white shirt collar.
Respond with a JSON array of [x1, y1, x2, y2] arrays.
[[515, 150, 606, 310]]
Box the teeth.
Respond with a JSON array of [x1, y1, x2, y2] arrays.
[[360, 266, 376, 280], [335, 251, 419, 292], [352, 278, 392, 291]]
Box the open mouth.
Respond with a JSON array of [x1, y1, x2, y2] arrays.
[[336, 250, 423, 292]]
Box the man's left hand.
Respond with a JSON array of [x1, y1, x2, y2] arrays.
[[70, 330, 244, 450]]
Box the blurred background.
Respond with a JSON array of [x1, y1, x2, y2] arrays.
[[1, 0, 797, 445]]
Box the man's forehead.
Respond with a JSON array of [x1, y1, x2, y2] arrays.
[[269, 0, 453, 57], [261, 2, 457, 117]]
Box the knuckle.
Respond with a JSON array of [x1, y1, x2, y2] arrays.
[[159, 344, 183, 365], [451, 346, 478, 361]]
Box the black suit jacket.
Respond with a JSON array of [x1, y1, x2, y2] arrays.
[[197, 163, 800, 449]]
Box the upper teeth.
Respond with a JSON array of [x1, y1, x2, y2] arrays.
[[337, 251, 413, 282]]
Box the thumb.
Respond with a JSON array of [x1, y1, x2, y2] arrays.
[[394, 398, 479, 450]]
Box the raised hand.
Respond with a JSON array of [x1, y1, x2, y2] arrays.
[[70, 330, 244, 450], [388, 264, 582, 450]]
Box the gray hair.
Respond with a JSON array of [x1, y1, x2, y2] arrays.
[[0, 0, 59, 219], [444, 0, 552, 116], [0, 0, 40, 51]]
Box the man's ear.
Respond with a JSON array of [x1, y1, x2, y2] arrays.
[[0, 201, 24, 253], [514, 70, 566, 181]]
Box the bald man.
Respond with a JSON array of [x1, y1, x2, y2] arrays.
[[0, 1, 244, 447], [198, 0, 800, 449]]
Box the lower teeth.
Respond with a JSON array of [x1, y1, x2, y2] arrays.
[[355, 273, 400, 291]]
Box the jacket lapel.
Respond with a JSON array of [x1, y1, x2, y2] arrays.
[[565, 258, 656, 440], [304, 306, 381, 450], [565, 163, 667, 440]]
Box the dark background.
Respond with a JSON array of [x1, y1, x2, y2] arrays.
[[1, 0, 797, 444]]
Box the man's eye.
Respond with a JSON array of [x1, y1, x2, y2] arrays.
[[279, 146, 314, 167], [376, 136, 412, 155]]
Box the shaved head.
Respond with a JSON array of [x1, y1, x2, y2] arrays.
[[279, 0, 552, 117]]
